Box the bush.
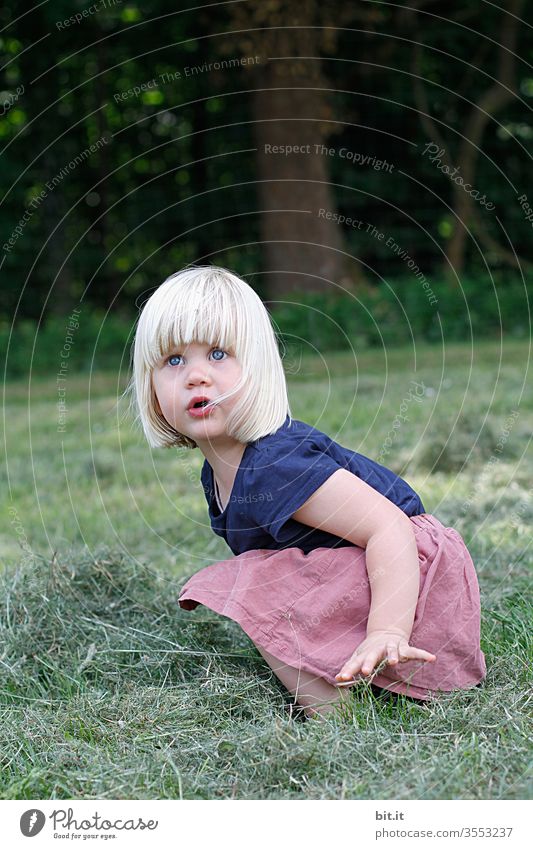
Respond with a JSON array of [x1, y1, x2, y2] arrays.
[[270, 273, 531, 354], [1, 312, 134, 379], [2, 273, 530, 379]]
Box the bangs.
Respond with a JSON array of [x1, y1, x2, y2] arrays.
[[138, 274, 241, 370]]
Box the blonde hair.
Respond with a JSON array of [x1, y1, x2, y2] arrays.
[[128, 265, 292, 449]]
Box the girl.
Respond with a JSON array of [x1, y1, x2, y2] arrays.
[[131, 265, 486, 720]]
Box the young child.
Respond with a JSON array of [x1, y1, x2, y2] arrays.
[[131, 265, 486, 719]]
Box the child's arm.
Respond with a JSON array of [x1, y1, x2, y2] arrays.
[[292, 468, 437, 683]]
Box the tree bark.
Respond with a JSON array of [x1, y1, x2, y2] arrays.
[[251, 59, 357, 298], [220, 0, 365, 299]]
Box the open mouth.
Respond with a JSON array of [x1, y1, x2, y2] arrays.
[[187, 396, 213, 412]]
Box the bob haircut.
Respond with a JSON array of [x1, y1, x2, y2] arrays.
[[130, 265, 292, 449]]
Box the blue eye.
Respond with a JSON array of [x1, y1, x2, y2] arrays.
[[167, 354, 183, 366], [211, 348, 227, 361]]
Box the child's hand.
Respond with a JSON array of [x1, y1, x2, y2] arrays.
[[334, 629, 437, 686]]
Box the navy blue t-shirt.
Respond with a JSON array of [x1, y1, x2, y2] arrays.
[[201, 415, 425, 556]]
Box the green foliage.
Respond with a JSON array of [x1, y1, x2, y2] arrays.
[[2, 273, 529, 379], [0, 2, 531, 325], [1, 312, 134, 378], [272, 273, 530, 352]]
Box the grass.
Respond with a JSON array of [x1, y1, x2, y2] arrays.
[[0, 338, 531, 799]]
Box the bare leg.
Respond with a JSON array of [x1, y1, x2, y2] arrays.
[[254, 642, 352, 719]]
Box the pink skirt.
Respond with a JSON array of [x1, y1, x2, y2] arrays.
[[178, 513, 487, 701]]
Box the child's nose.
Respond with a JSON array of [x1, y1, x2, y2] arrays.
[[186, 363, 212, 385]]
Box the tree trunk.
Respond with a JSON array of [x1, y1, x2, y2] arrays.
[[219, 0, 366, 299], [251, 60, 358, 298]]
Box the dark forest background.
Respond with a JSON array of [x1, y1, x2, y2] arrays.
[[1, 0, 531, 375]]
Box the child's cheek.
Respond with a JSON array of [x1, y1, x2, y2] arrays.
[[155, 393, 172, 421], [152, 374, 168, 417], [152, 380, 167, 418]]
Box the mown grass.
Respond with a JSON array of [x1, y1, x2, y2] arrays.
[[1, 339, 531, 799]]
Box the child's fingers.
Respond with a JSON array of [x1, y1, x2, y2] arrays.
[[334, 642, 437, 686], [336, 650, 381, 681], [385, 638, 410, 665], [335, 661, 357, 681], [388, 639, 436, 664], [408, 646, 437, 661]]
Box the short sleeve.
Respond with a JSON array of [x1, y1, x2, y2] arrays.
[[246, 438, 344, 543]]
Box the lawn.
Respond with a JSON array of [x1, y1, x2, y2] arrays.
[[0, 338, 531, 799]]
